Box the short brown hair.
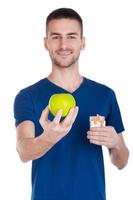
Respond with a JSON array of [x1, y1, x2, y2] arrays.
[[46, 8, 83, 37]]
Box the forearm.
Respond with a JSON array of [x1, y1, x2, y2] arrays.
[[17, 132, 55, 162], [110, 138, 129, 169]]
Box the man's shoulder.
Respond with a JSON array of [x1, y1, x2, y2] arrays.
[[84, 77, 115, 96], [18, 78, 47, 95], [14, 78, 49, 102]]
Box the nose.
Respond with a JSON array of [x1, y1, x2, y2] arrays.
[[60, 38, 67, 50]]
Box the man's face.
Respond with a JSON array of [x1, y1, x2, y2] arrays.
[[44, 19, 85, 68]]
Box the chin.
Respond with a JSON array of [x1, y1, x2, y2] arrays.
[[54, 59, 78, 69]]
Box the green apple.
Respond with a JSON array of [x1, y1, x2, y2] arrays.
[[49, 93, 76, 117]]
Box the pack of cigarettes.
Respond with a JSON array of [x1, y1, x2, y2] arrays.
[[90, 114, 106, 128]]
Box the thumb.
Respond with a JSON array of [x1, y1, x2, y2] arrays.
[[39, 105, 50, 125]]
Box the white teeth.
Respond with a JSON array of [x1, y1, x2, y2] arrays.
[[57, 51, 72, 56]]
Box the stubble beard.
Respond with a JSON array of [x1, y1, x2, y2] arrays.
[[53, 58, 78, 68], [50, 52, 80, 69]]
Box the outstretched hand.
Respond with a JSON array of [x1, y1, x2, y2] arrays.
[[39, 105, 79, 144]]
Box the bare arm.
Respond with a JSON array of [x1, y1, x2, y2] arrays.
[[16, 120, 55, 162], [87, 126, 129, 169], [109, 133, 129, 169], [16, 106, 79, 162]]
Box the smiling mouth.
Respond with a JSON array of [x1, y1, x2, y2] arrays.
[[57, 50, 72, 56]]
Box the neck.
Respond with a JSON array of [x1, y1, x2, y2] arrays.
[[47, 64, 83, 93]]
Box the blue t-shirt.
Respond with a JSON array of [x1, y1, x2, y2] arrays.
[[14, 77, 124, 200]]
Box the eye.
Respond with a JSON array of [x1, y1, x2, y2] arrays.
[[68, 36, 76, 39], [52, 36, 60, 40]]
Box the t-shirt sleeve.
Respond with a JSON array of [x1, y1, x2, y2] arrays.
[[14, 89, 36, 127], [106, 89, 125, 134]]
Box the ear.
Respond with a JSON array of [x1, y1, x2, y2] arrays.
[[44, 37, 48, 50], [81, 37, 85, 50]]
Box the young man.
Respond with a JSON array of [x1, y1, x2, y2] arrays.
[[14, 8, 129, 200]]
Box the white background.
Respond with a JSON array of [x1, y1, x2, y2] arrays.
[[0, 0, 133, 199]]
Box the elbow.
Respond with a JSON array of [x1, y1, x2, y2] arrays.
[[16, 147, 30, 163], [117, 161, 128, 170], [18, 152, 29, 163], [112, 160, 128, 170], [19, 155, 29, 163]]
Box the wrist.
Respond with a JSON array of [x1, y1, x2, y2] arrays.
[[111, 137, 121, 151], [40, 131, 56, 145]]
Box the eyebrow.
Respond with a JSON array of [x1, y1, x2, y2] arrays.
[[49, 32, 79, 36], [67, 32, 79, 36]]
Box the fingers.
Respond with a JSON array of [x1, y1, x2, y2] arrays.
[[87, 126, 116, 138], [40, 105, 79, 128], [87, 131, 110, 146], [70, 106, 79, 124], [39, 105, 50, 125], [62, 106, 79, 127], [53, 109, 63, 124], [90, 126, 114, 132], [88, 140, 111, 147], [87, 135, 113, 148], [87, 126, 117, 148], [87, 134, 108, 142], [87, 131, 111, 138]]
